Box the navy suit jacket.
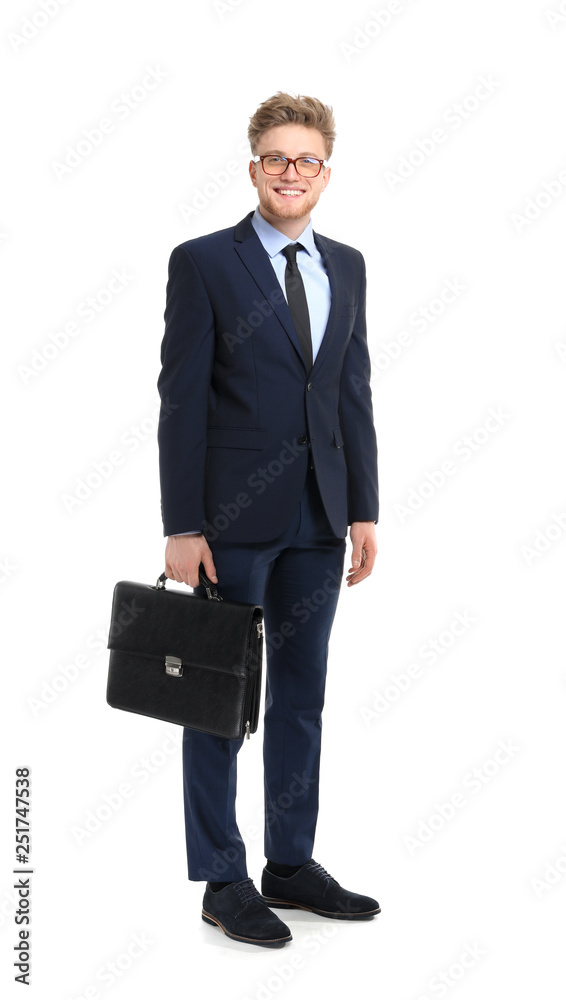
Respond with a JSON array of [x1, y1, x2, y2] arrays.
[[157, 210, 378, 543]]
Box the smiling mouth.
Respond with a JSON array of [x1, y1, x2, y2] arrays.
[[274, 188, 305, 198]]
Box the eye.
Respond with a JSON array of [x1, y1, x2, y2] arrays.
[[298, 158, 319, 166], [265, 155, 286, 165]]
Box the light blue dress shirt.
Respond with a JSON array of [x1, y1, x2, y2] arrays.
[[174, 205, 332, 536], [250, 206, 331, 364]]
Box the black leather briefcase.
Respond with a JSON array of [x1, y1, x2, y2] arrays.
[[106, 565, 264, 740]]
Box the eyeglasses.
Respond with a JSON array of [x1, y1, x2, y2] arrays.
[[252, 155, 328, 178]]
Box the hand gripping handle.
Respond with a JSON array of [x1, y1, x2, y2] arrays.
[[155, 562, 223, 601]]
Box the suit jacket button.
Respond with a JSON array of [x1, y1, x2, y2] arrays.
[[298, 434, 308, 445], [307, 382, 313, 391]]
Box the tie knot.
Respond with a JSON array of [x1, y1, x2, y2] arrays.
[[282, 242, 305, 266]]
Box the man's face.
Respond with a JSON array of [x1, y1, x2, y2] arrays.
[[249, 124, 331, 226]]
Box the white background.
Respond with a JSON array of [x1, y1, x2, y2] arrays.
[[1, 0, 565, 997]]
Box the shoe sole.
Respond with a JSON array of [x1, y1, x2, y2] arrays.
[[260, 896, 381, 920], [201, 909, 292, 947]]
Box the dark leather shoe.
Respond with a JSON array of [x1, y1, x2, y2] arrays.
[[202, 878, 292, 947], [261, 859, 381, 920]]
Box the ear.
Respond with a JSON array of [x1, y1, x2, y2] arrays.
[[249, 160, 257, 188], [321, 165, 331, 190]]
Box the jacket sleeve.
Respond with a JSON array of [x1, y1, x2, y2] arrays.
[[338, 254, 379, 525], [157, 245, 215, 537]]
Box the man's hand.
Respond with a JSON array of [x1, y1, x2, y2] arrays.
[[345, 521, 377, 587], [164, 534, 218, 588]]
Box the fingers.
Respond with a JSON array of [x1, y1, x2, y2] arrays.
[[351, 545, 364, 570], [346, 558, 368, 586], [165, 561, 183, 584], [164, 558, 189, 586], [345, 543, 377, 586], [201, 553, 218, 584], [346, 565, 370, 585], [164, 536, 217, 588]]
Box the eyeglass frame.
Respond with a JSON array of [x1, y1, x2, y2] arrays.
[[252, 154, 329, 177]]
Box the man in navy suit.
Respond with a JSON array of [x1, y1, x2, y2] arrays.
[[157, 92, 380, 947]]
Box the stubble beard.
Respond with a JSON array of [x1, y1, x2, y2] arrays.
[[259, 186, 320, 223]]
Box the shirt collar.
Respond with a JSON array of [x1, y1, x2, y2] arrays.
[[251, 206, 317, 259]]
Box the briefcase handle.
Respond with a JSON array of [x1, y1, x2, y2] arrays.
[[155, 563, 223, 601]]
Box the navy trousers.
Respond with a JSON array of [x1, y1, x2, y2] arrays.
[[182, 464, 347, 882]]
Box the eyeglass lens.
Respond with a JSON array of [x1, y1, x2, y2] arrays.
[[262, 156, 322, 177]]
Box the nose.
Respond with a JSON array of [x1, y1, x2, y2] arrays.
[[281, 160, 301, 179]]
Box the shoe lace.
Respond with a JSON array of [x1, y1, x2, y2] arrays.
[[234, 878, 261, 904], [308, 861, 336, 883]]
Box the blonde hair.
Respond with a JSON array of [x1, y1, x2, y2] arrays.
[[248, 92, 336, 160]]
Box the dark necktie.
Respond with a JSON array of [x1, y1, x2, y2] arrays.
[[281, 243, 313, 372]]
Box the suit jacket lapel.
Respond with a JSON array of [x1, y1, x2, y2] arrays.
[[233, 212, 306, 368], [233, 212, 343, 376], [311, 231, 343, 376]]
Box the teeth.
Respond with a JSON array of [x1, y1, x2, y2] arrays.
[[278, 189, 303, 196]]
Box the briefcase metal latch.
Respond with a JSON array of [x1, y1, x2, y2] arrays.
[[165, 655, 183, 677]]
